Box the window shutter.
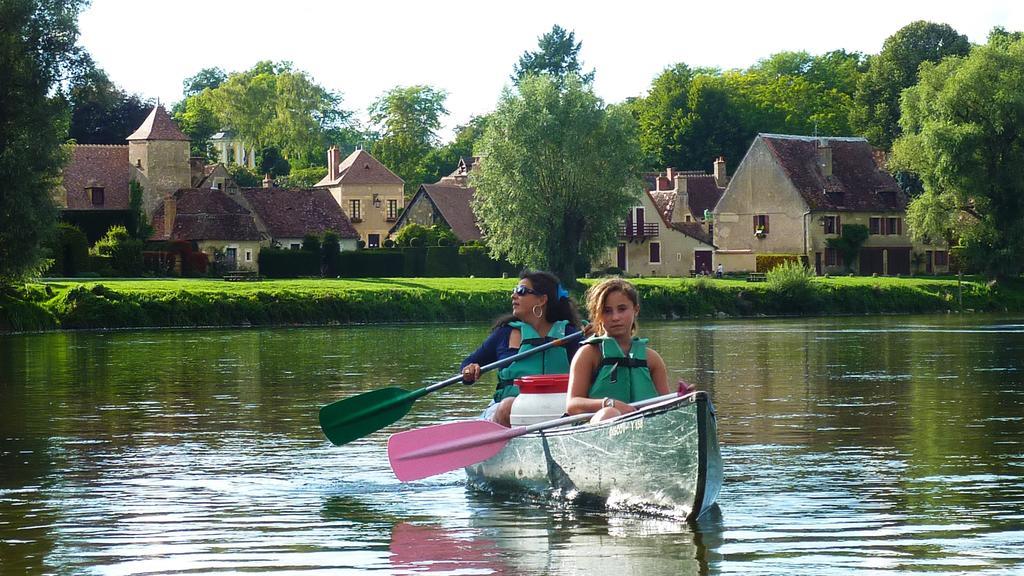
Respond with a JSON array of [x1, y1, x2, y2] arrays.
[[626, 210, 634, 236], [764, 215, 770, 234], [753, 215, 758, 231], [650, 242, 661, 263], [836, 214, 841, 235]]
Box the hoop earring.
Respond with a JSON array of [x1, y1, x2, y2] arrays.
[[532, 304, 544, 318]]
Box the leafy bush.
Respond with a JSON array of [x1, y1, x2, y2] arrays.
[[92, 226, 143, 276]]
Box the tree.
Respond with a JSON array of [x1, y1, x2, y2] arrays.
[[513, 24, 594, 86], [472, 75, 642, 286], [68, 65, 151, 144], [891, 36, 1024, 277], [182, 67, 226, 98], [851, 21, 970, 148], [1, 0, 89, 284], [420, 114, 489, 186], [176, 61, 351, 167], [369, 85, 448, 195]]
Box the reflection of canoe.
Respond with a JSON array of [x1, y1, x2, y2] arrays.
[[465, 391, 722, 520]]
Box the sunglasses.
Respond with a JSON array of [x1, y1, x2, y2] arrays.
[[512, 285, 540, 296]]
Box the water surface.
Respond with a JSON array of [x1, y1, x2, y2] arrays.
[[1, 316, 1022, 575]]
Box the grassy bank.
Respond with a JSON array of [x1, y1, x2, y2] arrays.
[[2, 275, 1022, 333]]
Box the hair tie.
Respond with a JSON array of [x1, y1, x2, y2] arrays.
[[556, 284, 569, 300]]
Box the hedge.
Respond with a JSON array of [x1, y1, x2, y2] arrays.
[[756, 253, 806, 273], [259, 248, 320, 278]]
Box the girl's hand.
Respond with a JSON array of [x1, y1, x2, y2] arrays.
[[678, 379, 696, 395]]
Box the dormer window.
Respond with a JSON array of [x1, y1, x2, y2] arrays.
[[88, 186, 104, 206]]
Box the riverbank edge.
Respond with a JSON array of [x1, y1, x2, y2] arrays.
[[2, 277, 1022, 334]]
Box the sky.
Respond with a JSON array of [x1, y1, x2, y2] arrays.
[[78, 0, 1023, 141]]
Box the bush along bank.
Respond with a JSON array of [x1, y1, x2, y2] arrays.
[[1, 276, 1022, 333]]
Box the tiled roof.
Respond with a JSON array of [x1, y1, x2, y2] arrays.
[[760, 134, 906, 212], [126, 105, 189, 141], [316, 149, 404, 186], [241, 187, 358, 239], [150, 188, 262, 242], [61, 145, 130, 210], [421, 183, 481, 242], [647, 190, 714, 244], [643, 172, 724, 220]]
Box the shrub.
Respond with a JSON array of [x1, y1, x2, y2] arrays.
[[459, 245, 500, 277], [322, 232, 341, 276], [258, 248, 319, 278], [47, 224, 89, 277], [92, 225, 143, 276], [766, 261, 816, 312]]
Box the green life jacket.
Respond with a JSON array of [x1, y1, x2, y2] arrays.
[[494, 320, 570, 402], [586, 336, 658, 404]]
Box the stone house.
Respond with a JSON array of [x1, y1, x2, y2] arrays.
[[712, 134, 949, 275], [149, 188, 264, 271], [389, 157, 481, 243], [316, 147, 405, 248], [596, 164, 724, 277], [239, 187, 359, 251]]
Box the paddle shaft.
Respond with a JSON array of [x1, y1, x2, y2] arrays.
[[422, 329, 585, 394], [397, 390, 692, 461]]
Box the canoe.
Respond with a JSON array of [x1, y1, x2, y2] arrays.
[[464, 391, 722, 521]]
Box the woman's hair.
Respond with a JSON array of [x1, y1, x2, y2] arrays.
[[585, 278, 640, 336], [493, 270, 582, 330]]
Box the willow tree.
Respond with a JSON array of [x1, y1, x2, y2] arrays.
[[472, 75, 642, 286], [892, 35, 1024, 277]]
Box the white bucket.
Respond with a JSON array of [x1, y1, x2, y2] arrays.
[[509, 374, 569, 426]]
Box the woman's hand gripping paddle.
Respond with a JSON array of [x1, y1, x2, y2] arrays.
[[387, 390, 690, 482], [318, 330, 585, 446]]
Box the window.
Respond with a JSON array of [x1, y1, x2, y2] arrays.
[[823, 215, 840, 235], [349, 199, 361, 221], [649, 241, 661, 264], [387, 199, 397, 221], [824, 247, 842, 267], [934, 250, 948, 266], [870, 217, 882, 235], [754, 214, 770, 235], [88, 187, 104, 206], [368, 234, 380, 248], [245, 249, 252, 262], [290, 243, 301, 250], [887, 217, 902, 236]]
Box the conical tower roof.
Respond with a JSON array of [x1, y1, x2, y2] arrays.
[[127, 105, 189, 141]]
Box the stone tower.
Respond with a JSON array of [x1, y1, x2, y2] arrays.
[[127, 105, 191, 216]]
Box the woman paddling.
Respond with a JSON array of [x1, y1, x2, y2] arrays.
[[566, 278, 671, 423], [460, 271, 583, 427]]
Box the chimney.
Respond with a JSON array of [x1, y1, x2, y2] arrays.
[[327, 145, 340, 181], [713, 156, 728, 187], [262, 174, 273, 188], [671, 174, 689, 225], [817, 139, 832, 177], [164, 192, 176, 239]]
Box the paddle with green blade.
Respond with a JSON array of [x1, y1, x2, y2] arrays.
[[318, 330, 586, 446], [387, 389, 694, 482]]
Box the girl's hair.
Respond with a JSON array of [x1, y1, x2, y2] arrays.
[[585, 278, 640, 336], [493, 270, 582, 330]]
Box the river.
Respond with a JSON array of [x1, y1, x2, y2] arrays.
[[1, 315, 1022, 575]]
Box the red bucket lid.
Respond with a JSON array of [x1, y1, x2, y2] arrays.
[[515, 374, 569, 394]]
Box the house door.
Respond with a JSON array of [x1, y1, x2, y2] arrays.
[[617, 243, 627, 271], [859, 248, 884, 275], [925, 251, 934, 274], [694, 250, 712, 275], [225, 247, 238, 270], [368, 234, 380, 248], [815, 252, 822, 275], [887, 247, 911, 275]]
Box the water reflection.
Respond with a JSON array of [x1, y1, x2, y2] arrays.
[[1, 316, 1023, 574]]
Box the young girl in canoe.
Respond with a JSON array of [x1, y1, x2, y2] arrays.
[[460, 271, 583, 427], [567, 278, 671, 423]]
